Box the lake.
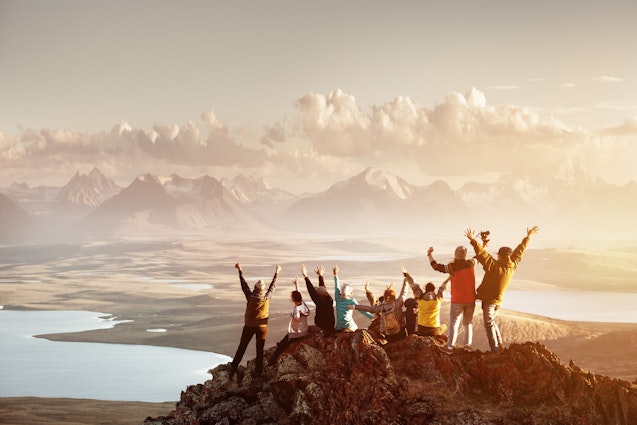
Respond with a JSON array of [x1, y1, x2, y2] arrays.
[[0, 310, 231, 402]]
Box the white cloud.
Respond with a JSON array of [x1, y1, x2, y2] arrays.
[[1, 88, 634, 190], [296, 87, 586, 178]]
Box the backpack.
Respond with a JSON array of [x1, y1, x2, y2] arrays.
[[380, 303, 401, 336]]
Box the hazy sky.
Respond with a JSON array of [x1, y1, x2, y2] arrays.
[[1, 0, 636, 193]]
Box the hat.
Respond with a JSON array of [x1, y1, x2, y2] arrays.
[[454, 246, 468, 260], [253, 279, 265, 291], [498, 247, 513, 257]]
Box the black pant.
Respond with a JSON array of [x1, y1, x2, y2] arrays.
[[231, 325, 268, 377]]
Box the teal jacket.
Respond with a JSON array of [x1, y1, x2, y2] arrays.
[[334, 276, 373, 331]]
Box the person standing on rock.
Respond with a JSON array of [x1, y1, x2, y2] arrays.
[[228, 262, 280, 379], [465, 226, 539, 353], [300, 264, 335, 336], [267, 276, 311, 365], [403, 266, 449, 339], [333, 265, 373, 332], [428, 245, 478, 354]]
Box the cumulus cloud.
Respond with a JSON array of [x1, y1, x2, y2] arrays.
[[296, 87, 585, 177]]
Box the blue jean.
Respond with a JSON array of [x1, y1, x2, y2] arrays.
[[482, 302, 502, 353], [447, 302, 475, 348]]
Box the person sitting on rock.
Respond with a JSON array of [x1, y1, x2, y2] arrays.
[[300, 264, 335, 336], [402, 265, 448, 339], [404, 297, 419, 335], [333, 265, 373, 332], [352, 276, 409, 343], [228, 262, 280, 380], [267, 276, 311, 365], [361, 280, 384, 340]]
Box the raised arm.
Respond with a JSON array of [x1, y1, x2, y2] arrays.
[[437, 276, 450, 299], [402, 265, 423, 299], [264, 264, 280, 299], [466, 228, 494, 270], [510, 225, 539, 266], [236, 262, 252, 300], [302, 264, 319, 300], [364, 281, 377, 305], [428, 246, 448, 274], [315, 265, 326, 287]]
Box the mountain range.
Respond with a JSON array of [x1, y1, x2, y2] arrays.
[[1, 162, 635, 243]]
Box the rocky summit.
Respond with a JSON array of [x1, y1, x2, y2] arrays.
[[143, 331, 637, 425]]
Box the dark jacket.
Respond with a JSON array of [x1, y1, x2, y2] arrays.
[[304, 275, 335, 332]]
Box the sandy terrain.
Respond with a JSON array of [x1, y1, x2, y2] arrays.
[[1, 234, 636, 424]]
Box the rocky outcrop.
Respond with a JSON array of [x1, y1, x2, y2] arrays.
[[143, 331, 637, 425]]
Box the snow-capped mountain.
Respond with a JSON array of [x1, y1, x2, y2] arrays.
[[55, 167, 122, 209], [221, 174, 295, 205], [75, 173, 264, 238]]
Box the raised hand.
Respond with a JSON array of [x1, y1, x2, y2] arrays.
[[401, 265, 408, 276], [315, 265, 324, 276], [235, 262, 242, 272], [465, 228, 476, 241], [300, 264, 307, 277], [427, 246, 434, 256], [275, 264, 282, 274], [333, 265, 339, 275], [527, 225, 539, 237]]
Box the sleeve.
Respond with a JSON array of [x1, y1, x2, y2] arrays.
[[510, 236, 530, 267], [264, 271, 278, 299], [354, 301, 374, 319], [471, 239, 496, 272], [405, 273, 424, 299], [430, 260, 449, 274], [304, 276, 318, 300], [355, 303, 381, 313], [318, 275, 326, 288], [334, 275, 340, 298], [365, 289, 377, 306], [239, 271, 251, 300], [397, 277, 408, 301]]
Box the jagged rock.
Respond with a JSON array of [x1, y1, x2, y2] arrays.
[[143, 331, 637, 425]]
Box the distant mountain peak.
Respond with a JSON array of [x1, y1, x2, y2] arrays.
[[351, 167, 414, 200], [55, 168, 121, 208]]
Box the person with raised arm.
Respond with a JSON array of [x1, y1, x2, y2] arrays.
[[466, 226, 539, 353], [428, 245, 478, 354], [228, 262, 280, 380], [352, 276, 409, 342], [300, 264, 335, 336], [267, 276, 311, 365], [402, 265, 449, 338], [333, 265, 373, 332]]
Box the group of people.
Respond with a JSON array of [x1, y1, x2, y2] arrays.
[[227, 226, 539, 379]]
